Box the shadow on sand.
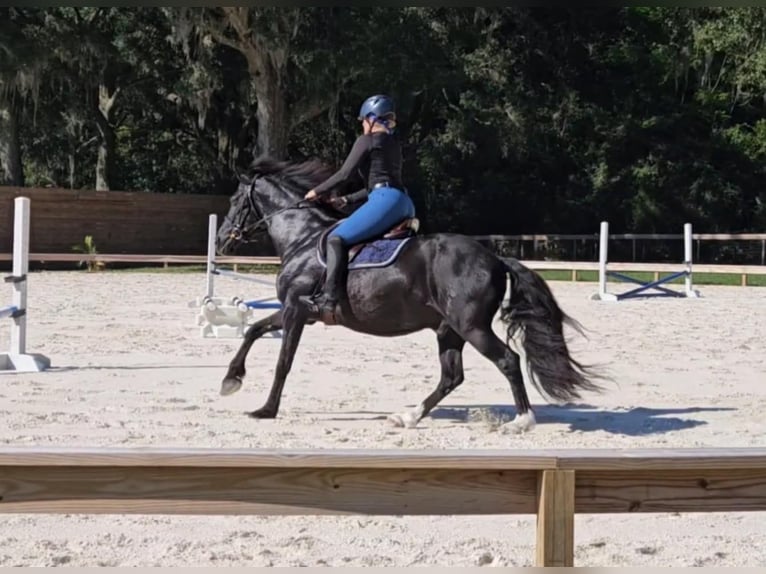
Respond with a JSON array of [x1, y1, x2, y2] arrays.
[[41, 364, 225, 373], [313, 403, 736, 436], [427, 403, 735, 436]]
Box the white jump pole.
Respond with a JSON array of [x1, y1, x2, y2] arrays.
[[206, 213, 217, 299], [597, 221, 608, 299], [684, 222, 700, 298], [684, 222, 693, 296], [1, 196, 50, 373], [591, 221, 617, 301]]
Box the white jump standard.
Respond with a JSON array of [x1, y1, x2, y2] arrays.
[[1, 197, 50, 373], [591, 220, 701, 301], [191, 213, 282, 339]]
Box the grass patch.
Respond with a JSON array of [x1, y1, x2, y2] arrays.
[[534, 269, 575, 282], [535, 268, 765, 287]]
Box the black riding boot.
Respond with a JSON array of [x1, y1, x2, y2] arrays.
[[300, 236, 348, 318]]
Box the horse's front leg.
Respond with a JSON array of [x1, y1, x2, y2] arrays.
[[248, 302, 309, 419], [220, 309, 283, 396]]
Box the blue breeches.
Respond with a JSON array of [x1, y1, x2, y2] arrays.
[[329, 186, 416, 246]]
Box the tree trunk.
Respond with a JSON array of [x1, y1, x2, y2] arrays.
[[251, 60, 289, 160], [95, 122, 116, 190], [68, 153, 76, 189], [94, 78, 119, 191], [217, 8, 291, 160], [215, 8, 340, 160], [0, 101, 25, 186]]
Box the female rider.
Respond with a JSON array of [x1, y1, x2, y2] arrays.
[[299, 94, 416, 319]]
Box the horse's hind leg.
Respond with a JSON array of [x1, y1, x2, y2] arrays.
[[388, 322, 465, 429], [460, 325, 535, 434], [220, 310, 283, 396]]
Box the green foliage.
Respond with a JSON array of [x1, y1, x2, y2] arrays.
[[72, 235, 105, 272], [3, 7, 766, 251]]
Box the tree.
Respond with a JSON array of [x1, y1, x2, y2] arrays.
[[54, 8, 178, 190], [170, 7, 391, 161], [0, 8, 50, 186]]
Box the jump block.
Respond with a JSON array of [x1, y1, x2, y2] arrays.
[[189, 295, 282, 339], [0, 352, 51, 373]]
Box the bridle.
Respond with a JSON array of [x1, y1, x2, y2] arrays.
[[224, 177, 312, 244]]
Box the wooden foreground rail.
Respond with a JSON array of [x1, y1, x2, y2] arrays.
[[2, 447, 766, 566]]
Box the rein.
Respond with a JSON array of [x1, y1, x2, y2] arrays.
[[225, 178, 314, 244]]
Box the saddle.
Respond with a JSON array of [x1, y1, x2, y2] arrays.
[[308, 217, 419, 326], [317, 217, 420, 268]]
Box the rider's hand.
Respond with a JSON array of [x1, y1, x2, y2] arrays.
[[304, 189, 318, 201], [330, 196, 348, 208]]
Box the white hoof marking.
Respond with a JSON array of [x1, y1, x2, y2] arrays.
[[502, 411, 536, 434], [387, 403, 424, 429]]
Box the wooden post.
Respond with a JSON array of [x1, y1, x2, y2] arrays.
[[536, 470, 575, 567]]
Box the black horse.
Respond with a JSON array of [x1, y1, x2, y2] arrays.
[[215, 157, 601, 432]]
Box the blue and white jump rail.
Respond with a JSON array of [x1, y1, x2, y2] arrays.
[[1, 197, 50, 373], [590, 220, 702, 302], [189, 213, 282, 339]]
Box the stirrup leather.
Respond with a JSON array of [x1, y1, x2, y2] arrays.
[[298, 294, 339, 325]]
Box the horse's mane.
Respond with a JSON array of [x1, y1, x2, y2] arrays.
[[246, 155, 335, 192]]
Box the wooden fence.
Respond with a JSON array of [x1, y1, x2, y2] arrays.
[[476, 232, 766, 265], [3, 252, 764, 286], [1, 187, 764, 278], [0, 187, 273, 257], [2, 186, 765, 262], [1, 446, 765, 566]]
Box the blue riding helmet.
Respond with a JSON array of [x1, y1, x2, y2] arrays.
[[358, 94, 395, 121]]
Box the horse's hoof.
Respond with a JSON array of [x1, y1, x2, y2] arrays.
[[248, 408, 277, 419], [387, 413, 405, 427], [501, 411, 536, 435], [220, 377, 243, 396], [387, 411, 419, 429]]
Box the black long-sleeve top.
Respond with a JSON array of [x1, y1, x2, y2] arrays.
[[313, 132, 404, 198]]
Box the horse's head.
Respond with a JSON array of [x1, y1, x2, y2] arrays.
[[215, 157, 345, 255], [215, 174, 262, 255]]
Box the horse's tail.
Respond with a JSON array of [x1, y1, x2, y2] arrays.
[[499, 257, 602, 403]]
